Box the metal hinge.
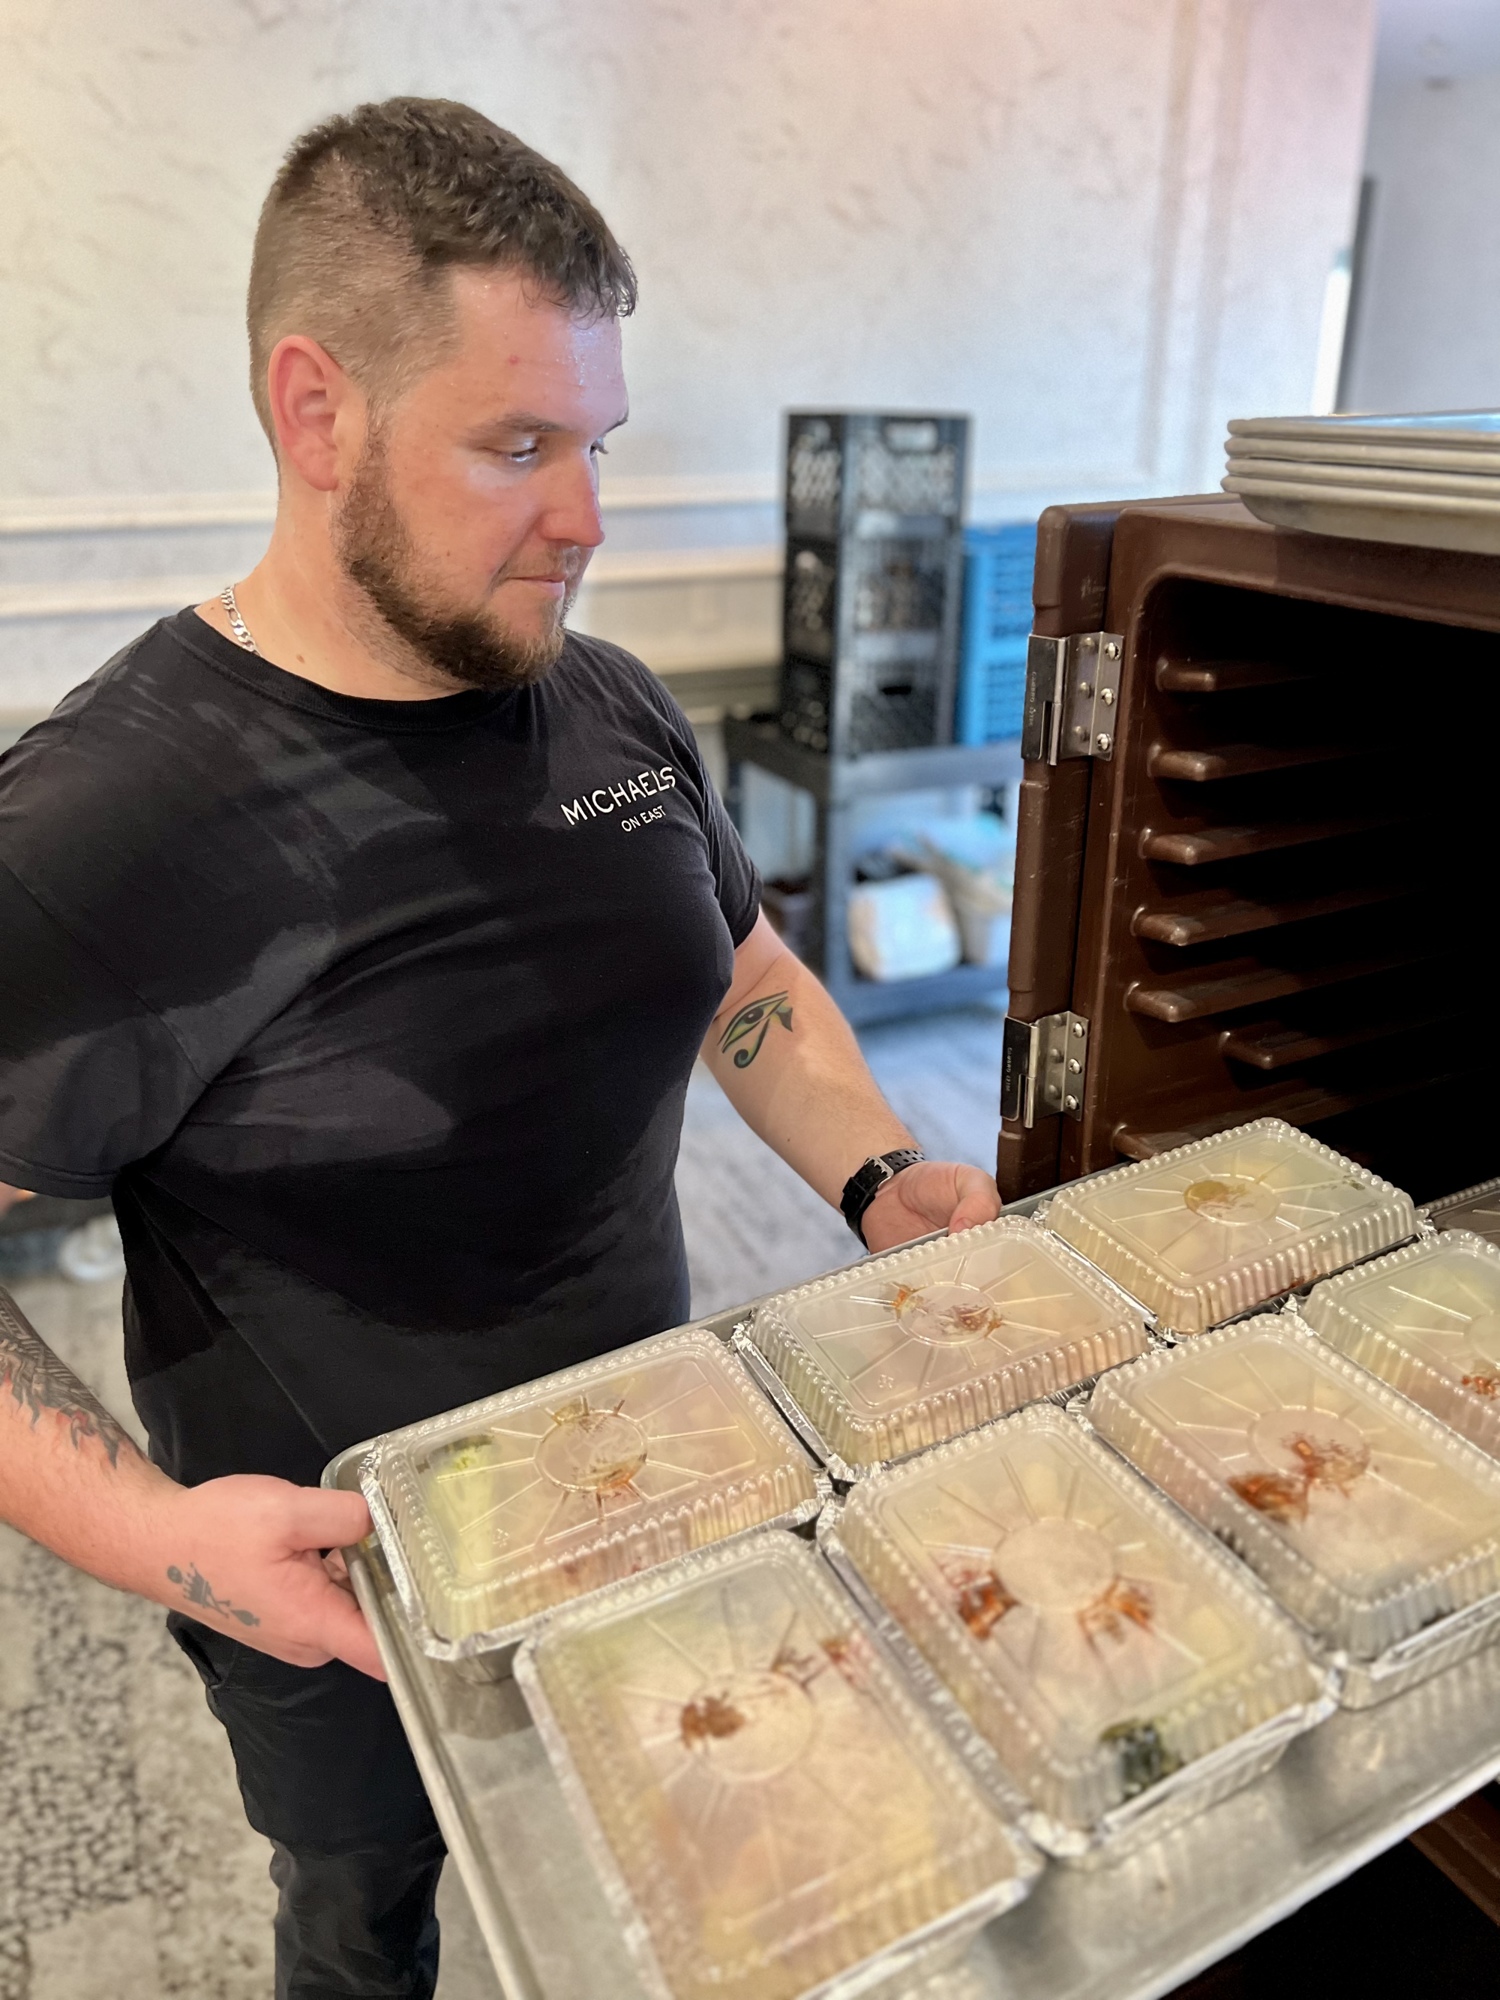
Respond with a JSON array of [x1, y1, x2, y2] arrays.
[[1021, 631, 1124, 764], [1001, 1011, 1090, 1126]]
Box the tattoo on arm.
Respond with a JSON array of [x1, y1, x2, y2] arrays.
[[0, 1288, 135, 1470], [166, 1562, 260, 1628], [718, 990, 794, 1068]]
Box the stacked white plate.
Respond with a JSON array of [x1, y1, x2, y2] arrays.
[[1222, 411, 1500, 556]]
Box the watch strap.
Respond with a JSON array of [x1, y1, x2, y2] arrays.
[[840, 1148, 927, 1246]]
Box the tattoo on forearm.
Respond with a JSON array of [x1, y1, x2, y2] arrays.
[[0, 1288, 134, 1470], [167, 1563, 260, 1628], [719, 990, 794, 1068]]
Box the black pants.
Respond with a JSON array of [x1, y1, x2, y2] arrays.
[[169, 1613, 443, 2000]]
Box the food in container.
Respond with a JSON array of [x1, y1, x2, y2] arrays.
[[514, 1532, 1035, 2000], [1088, 1317, 1500, 1703], [826, 1404, 1323, 1859], [1042, 1118, 1416, 1334], [1303, 1231, 1500, 1461], [361, 1327, 825, 1658], [742, 1216, 1148, 1477]]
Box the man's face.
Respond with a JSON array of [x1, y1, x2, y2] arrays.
[[333, 267, 628, 691]]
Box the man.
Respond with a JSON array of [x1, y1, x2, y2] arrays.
[[0, 99, 1000, 1998]]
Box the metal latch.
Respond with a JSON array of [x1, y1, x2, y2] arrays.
[[1001, 1011, 1090, 1126], [1021, 631, 1124, 764]]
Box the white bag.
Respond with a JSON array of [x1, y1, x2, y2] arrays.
[[846, 873, 962, 982], [915, 815, 1016, 966]]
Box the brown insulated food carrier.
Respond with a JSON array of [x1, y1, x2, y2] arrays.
[[998, 494, 1500, 1206]]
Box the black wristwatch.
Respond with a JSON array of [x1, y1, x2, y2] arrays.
[[840, 1149, 927, 1247]]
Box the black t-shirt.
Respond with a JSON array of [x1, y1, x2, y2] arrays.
[[0, 611, 759, 1486]]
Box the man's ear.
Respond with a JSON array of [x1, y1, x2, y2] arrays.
[[264, 335, 363, 494]]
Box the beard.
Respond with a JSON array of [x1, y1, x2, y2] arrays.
[[333, 434, 581, 693]]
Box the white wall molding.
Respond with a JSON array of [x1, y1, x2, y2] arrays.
[[0, 576, 231, 623], [0, 543, 784, 625], [0, 469, 1150, 540], [0, 535, 785, 718], [0, 480, 780, 536], [577, 543, 781, 587], [602, 475, 777, 511], [0, 494, 279, 537]]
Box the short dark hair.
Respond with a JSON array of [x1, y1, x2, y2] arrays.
[[247, 97, 636, 445]]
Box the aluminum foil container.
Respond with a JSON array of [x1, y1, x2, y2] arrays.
[[1420, 1175, 1500, 1249], [1303, 1230, 1500, 1462], [1088, 1315, 1500, 1704], [513, 1531, 1038, 2000], [821, 1404, 1327, 1863], [1041, 1119, 1417, 1336], [740, 1216, 1149, 1479], [360, 1326, 826, 1661]]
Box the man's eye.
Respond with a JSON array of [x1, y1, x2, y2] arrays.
[[590, 441, 610, 458]]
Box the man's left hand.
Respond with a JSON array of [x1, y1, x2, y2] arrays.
[[860, 1160, 1001, 1254]]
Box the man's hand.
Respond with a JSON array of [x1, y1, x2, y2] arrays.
[[860, 1159, 1002, 1254], [152, 1475, 387, 1680]]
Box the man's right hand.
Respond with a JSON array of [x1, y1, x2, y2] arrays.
[[152, 1475, 388, 1680]]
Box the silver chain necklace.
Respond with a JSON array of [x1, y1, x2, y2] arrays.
[[220, 583, 260, 656]]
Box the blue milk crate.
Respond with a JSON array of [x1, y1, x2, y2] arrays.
[[955, 522, 1038, 744]]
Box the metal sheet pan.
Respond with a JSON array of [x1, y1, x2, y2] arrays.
[[325, 1238, 1500, 2000]]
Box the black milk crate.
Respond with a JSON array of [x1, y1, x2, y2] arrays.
[[779, 412, 970, 757], [786, 411, 968, 534]]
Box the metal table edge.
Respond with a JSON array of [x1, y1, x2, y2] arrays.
[[1125, 1746, 1500, 2000], [341, 1504, 1500, 2000], [344, 1545, 548, 2000]]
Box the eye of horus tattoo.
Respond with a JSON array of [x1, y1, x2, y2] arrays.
[[718, 990, 794, 1068], [166, 1563, 260, 1628], [1, 1288, 134, 1470]]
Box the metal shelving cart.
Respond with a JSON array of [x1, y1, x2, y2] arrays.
[[723, 713, 1021, 1025]]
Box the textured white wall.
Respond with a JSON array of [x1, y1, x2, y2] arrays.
[[0, 0, 1376, 711], [1343, 65, 1500, 412]]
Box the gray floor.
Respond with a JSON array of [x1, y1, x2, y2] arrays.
[[0, 1006, 1004, 1998]]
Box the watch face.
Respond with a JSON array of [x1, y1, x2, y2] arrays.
[[843, 1163, 881, 1225]]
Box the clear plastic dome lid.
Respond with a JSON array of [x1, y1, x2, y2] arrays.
[[1043, 1119, 1416, 1334], [362, 1327, 825, 1655], [516, 1533, 1033, 2000], [834, 1405, 1318, 1833], [746, 1216, 1148, 1474], [1304, 1231, 1500, 1461], [1089, 1317, 1500, 1661]]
